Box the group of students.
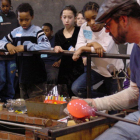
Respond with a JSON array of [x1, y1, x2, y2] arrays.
[[41, 12, 86, 87], [1, 0, 140, 139], [42, 2, 124, 98], [0, 0, 125, 102]]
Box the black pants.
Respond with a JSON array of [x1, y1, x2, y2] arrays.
[[19, 82, 46, 99]]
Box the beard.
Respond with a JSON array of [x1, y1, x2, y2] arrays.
[[109, 23, 127, 44]]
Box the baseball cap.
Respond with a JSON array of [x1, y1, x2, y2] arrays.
[[95, 0, 137, 23]]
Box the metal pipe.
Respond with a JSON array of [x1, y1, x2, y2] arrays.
[[17, 51, 130, 59], [17, 50, 130, 98], [48, 113, 125, 137], [96, 111, 137, 125], [87, 54, 91, 98], [0, 120, 42, 130]]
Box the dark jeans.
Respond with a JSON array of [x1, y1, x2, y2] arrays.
[[19, 82, 46, 99], [71, 69, 121, 98], [45, 64, 59, 85], [0, 60, 16, 102]]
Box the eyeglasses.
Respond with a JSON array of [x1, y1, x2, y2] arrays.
[[104, 18, 112, 30]]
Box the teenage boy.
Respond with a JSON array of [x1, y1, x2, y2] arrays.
[[41, 23, 61, 85], [0, 3, 51, 99]]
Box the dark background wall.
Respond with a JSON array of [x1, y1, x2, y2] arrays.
[[11, 0, 103, 34], [11, 0, 127, 54]]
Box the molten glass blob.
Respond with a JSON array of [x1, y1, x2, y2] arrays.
[[67, 99, 96, 118]]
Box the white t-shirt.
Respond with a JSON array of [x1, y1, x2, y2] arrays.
[[75, 22, 124, 77], [137, 0, 140, 5]]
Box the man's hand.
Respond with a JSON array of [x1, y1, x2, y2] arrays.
[[70, 96, 95, 107], [52, 59, 61, 67], [87, 42, 106, 57], [72, 48, 83, 61], [15, 45, 24, 52], [64, 107, 88, 124], [63, 96, 97, 124], [54, 46, 64, 53], [6, 43, 17, 55]]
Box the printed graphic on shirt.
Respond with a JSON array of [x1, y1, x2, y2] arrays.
[[83, 30, 92, 40], [45, 37, 48, 42], [41, 37, 48, 42], [0, 16, 3, 22]]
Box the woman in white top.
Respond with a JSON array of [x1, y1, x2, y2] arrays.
[[71, 2, 124, 98]]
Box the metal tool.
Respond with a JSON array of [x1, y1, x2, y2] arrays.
[[95, 111, 138, 125], [107, 64, 124, 91], [0, 120, 42, 129]]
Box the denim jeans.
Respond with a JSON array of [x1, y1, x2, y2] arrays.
[[0, 60, 16, 102], [95, 111, 140, 140], [71, 69, 118, 98]]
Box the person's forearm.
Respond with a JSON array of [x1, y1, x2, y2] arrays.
[[93, 81, 139, 111], [80, 46, 94, 52]]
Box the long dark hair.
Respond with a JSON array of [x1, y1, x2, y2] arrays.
[[60, 5, 77, 17]]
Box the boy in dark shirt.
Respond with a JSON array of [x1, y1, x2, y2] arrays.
[[0, 3, 51, 99], [41, 23, 61, 84]]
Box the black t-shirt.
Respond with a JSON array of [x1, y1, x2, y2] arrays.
[[55, 26, 84, 84], [55, 26, 80, 50]]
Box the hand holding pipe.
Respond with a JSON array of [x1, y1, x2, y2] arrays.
[[67, 99, 138, 125]]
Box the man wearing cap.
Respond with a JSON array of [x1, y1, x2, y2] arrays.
[[78, 0, 140, 139]]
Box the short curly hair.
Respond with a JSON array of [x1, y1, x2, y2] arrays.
[[16, 3, 34, 17], [42, 23, 53, 31]]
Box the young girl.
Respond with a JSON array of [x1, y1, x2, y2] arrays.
[[0, 0, 18, 102], [76, 11, 86, 27], [71, 2, 124, 98], [54, 5, 84, 97]]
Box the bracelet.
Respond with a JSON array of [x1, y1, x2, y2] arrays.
[[91, 47, 94, 53]]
